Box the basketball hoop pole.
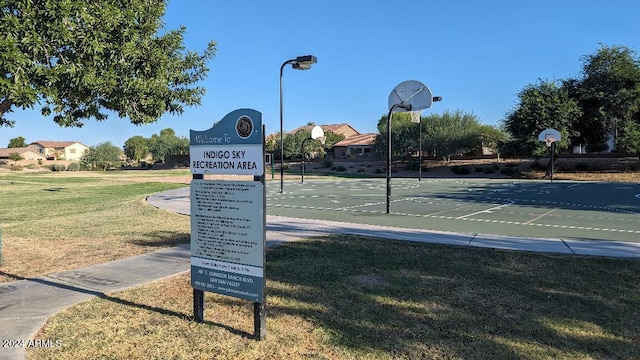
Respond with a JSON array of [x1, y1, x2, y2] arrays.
[[549, 141, 556, 183], [387, 102, 411, 214]]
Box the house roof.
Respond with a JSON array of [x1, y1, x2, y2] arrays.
[[0, 147, 44, 158], [30, 141, 86, 148], [288, 124, 360, 136], [333, 133, 377, 147]]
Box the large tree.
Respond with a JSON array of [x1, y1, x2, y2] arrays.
[[575, 44, 640, 151], [123, 135, 149, 164], [1, 0, 216, 128], [81, 142, 122, 170], [148, 128, 188, 162], [503, 79, 581, 157], [7, 136, 27, 148]]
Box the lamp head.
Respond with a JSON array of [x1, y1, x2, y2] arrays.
[[293, 55, 317, 70]]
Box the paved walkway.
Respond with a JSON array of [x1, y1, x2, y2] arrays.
[[2, 187, 639, 359]]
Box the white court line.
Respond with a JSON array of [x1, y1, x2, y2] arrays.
[[455, 201, 515, 220]]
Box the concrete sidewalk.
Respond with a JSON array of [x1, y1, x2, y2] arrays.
[[2, 187, 639, 360]]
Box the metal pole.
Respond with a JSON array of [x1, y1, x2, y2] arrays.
[[418, 118, 422, 181], [192, 172, 204, 322], [386, 103, 411, 214], [550, 142, 555, 183], [301, 137, 311, 184], [279, 61, 290, 193]]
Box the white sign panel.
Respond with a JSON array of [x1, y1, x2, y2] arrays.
[[190, 145, 264, 175]]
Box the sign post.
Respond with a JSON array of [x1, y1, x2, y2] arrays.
[[189, 108, 266, 339]]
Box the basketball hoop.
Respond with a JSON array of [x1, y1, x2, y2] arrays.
[[410, 111, 422, 123]]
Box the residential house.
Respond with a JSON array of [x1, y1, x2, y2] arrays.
[[289, 124, 360, 139], [0, 147, 46, 162], [28, 141, 90, 161], [333, 133, 377, 158]]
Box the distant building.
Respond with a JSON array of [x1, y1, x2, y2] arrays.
[[333, 133, 377, 158], [0, 147, 46, 161], [28, 141, 90, 161]]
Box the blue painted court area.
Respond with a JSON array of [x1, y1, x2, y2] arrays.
[[266, 178, 640, 243]]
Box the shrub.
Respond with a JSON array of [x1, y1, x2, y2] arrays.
[[483, 167, 495, 174], [574, 162, 591, 171], [374, 168, 384, 174], [26, 163, 40, 169], [321, 159, 333, 168], [10, 165, 23, 171], [357, 167, 366, 173], [49, 164, 63, 171], [451, 166, 471, 175], [475, 167, 484, 173], [67, 162, 80, 171], [501, 167, 522, 177], [336, 165, 347, 171], [405, 159, 421, 171]]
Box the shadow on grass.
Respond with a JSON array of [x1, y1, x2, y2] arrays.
[[129, 231, 190, 248], [0, 270, 254, 340], [265, 235, 640, 359]]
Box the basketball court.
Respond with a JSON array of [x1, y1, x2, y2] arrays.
[[267, 178, 640, 243]]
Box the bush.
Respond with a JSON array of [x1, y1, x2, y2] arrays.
[[574, 162, 591, 171], [483, 167, 495, 174], [405, 159, 421, 171], [357, 167, 366, 173], [336, 165, 347, 171], [10, 165, 23, 171], [501, 167, 522, 177], [67, 162, 80, 171], [26, 163, 40, 169], [321, 159, 333, 168], [475, 167, 484, 173], [49, 164, 63, 171], [451, 165, 471, 175], [374, 168, 384, 174]]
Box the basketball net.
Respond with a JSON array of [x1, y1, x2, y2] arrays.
[[545, 138, 554, 148], [410, 111, 422, 123]]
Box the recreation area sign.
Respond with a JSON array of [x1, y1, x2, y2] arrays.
[[189, 108, 267, 339]]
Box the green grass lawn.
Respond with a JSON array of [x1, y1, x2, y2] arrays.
[[29, 236, 640, 359], [0, 171, 190, 280], [2, 170, 639, 359]]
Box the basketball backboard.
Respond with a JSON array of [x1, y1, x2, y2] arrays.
[[538, 128, 562, 143], [311, 125, 324, 140], [388, 80, 433, 112]]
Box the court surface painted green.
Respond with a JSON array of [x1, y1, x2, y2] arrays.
[[267, 178, 640, 243]]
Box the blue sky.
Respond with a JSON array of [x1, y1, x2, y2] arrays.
[[2, 0, 639, 148]]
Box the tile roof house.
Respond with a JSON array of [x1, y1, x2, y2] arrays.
[[289, 124, 360, 138], [0, 147, 46, 161], [333, 133, 377, 158], [28, 141, 90, 161], [285, 123, 377, 159]]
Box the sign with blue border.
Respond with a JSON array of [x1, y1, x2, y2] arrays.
[[189, 109, 265, 303], [190, 108, 263, 175]]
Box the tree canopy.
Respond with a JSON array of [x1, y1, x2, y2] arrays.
[[81, 142, 122, 170], [503, 44, 640, 155], [7, 136, 27, 148], [373, 110, 496, 162], [1, 0, 216, 128]]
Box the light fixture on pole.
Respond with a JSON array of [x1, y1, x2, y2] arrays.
[[279, 55, 317, 193]]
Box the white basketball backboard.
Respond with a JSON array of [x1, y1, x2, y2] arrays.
[[310, 125, 324, 140], [537, 128, 562, 142], [388, 80, 433, 112]]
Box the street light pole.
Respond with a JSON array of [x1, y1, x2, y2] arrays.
[[279, 55, 317, 193]]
